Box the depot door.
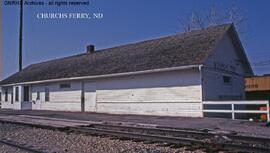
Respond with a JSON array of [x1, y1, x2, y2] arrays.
[[11, 92, 13, 104], [23, 86, 30, 102], [81, 82, 85, 112]]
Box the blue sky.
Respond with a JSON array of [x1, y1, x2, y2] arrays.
[[2, 0, 270, 78]]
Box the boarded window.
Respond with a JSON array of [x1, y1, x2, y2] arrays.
[[59, 83, 71, 89], [37, 92, 40, 100], [5, 89, 8, 102], [223, 76, 232, 84], [15, 87, 19, 101], [45, 88, 50, 102]]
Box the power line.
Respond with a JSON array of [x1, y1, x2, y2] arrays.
[[248, 52, 270, 55], [252, 65, 270, 67], [252, 59, 270, 66]]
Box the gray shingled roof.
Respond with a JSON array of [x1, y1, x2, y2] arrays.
[[0, 24, 252, 85]]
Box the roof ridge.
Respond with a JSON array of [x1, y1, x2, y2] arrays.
[[200, 23, 232, 63], [95, 23, 232, 54], [25, 23, 232, 69], [0, 23, 232, 85], [27, 53, 88, 68]]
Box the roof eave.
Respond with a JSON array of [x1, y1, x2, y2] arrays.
[[228, 24, 254, 76], [0, 65, 201, 87]]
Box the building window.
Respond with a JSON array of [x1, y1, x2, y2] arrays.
[[0, 92, 2, 101], [45, 88, 49, 102], [15, 87, 19, 102], [223, 76, 232, 84], [59, 83, 71, 89], [37, 92, 40, 100], [5, 89, 8, 102]]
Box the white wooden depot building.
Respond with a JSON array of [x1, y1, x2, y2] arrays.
[[0, 24, 253, 117]]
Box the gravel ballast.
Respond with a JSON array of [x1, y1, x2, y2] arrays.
[[0, 144, 29, 153], [1, 110, 269, 138], [0, 123, 205, 153]]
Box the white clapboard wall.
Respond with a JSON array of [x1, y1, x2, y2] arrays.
[[89, 69, 203, 117], [31, 82, 81, 111], [0, 87, 14, 109], [202, 33, 246, 101], [29, 69, 203, 117]]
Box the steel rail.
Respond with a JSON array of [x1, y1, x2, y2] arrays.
[[68, 125, 270, 153], [1, 119, 270, 152], [90, 123, 215, 137], [0, 139, 46, 153], [89, 123, 270, 145], [69, 126, 204, 145]]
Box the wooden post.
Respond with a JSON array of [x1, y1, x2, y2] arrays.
[[0, 0, 3, 79], [81, 82, 85, 112], [267, 102, 270, 122], [232, 104, 235, 120]]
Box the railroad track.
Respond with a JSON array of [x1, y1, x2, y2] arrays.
[[93, 123, 270, 145], [66, 123, 270, 153], [0, 139, 46, 153]]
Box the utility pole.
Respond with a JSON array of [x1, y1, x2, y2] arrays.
[[19, 0, 23, 71], [0, 1, 3, 79]]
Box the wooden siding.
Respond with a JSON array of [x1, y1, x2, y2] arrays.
[[204, 33, 246, 75], [203, 33, 246, 101], [84, 82, 97, 112], [1, 86, 41, 110], [31, 82, 82, 111], [202, 69, 245, 100], [48, 83, 81, 102], [97, 102, 202, 117], [33, 102, 81, 111], [95, 70, 202, 102], [0, 87, 13, 109], [97, 86, 201, 103], [245, 76, 270, 92], [30, 69, 203, 117], [93, 70, 202, 117], [32, 82, 81, 103]]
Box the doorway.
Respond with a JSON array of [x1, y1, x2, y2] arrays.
[[23, 86, 30, 101], [11, 92, 13, 104], [81, 82, 85, 112]]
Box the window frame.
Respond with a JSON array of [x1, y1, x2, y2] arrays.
[[223, 76, 232, 85], [59, 83, 71, 89]]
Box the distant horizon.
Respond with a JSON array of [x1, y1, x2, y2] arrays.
[[2, 0, 270, 78]]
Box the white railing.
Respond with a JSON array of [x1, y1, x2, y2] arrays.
[[202, 101, 270, 122]]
